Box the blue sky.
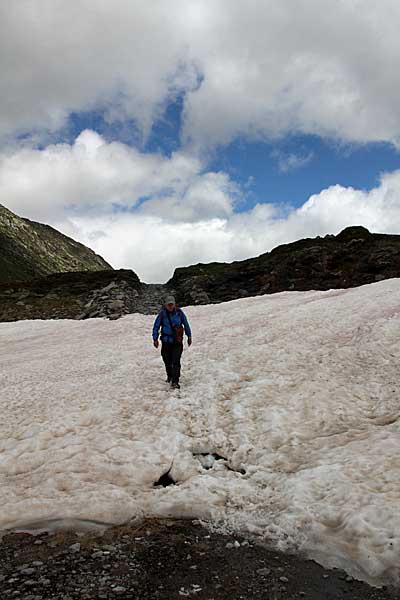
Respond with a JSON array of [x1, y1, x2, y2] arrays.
[[208, 136, 400, 212], [65, 100, 400, 214]]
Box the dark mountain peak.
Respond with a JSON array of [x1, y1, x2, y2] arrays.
[[0, 204, 112, 283], [336, 225, 371, 241]]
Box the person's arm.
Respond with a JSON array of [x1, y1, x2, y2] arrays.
[[180, 310, 192, 345], [152, 312, 162, 347]]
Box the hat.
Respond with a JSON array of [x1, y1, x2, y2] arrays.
[[164, 294, 176, 304]]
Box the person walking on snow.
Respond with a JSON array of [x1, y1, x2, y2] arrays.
[[152, 295, 192, 389]]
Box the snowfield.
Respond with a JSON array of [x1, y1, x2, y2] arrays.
[[1, 280, 400, 586]]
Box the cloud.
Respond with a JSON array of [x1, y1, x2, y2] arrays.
[[271, 150, 314, 173], [182, 0, 400, 149], [0, 1, 195, 142], [2, 132, 400, 283], [1, 1, 400, 148], [0, 130, 209, 221], [58, 169, 400, 282], [139, 171, 240, 222]]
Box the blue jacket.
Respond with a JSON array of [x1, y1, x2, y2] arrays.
[[152, 307, 192, 344]]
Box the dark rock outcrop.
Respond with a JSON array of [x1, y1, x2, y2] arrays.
[[0, 204, 112, 282], [0, 269, 176, 322], [168, 226, 400, 306], [0, 270, 142, 322]]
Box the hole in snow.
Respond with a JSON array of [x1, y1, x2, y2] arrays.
[[192, 452, 228, 470], [192, 452, 227, 461], [224, 463, 246, 475], [154, 469, 176, 487], [191, 450, 245, 474], [211, 452, 226, 461]]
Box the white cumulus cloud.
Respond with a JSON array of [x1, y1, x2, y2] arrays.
[[1, 1, 400, 148], [0, 130, 205, 221], [2, 132, 400, 282]]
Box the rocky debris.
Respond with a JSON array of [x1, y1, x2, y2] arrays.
[[137, 283, 174, 315], [0, 519, 396, 600], [168, 226, 400, 306], [0, 270, 175, 322], [0, 204, 112, 283], [75, 279, 141, 320]]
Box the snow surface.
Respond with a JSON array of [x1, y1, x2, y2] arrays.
[[1, 280, 400, 585]]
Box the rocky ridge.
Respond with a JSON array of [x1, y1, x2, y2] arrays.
[[0, 270, 142, 322], [0, 269, 172, 321], [1, 225, 400, 322], [0, 204, 112, 282], [168, 226, 400, 305]]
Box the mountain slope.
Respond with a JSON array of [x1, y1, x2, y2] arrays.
[[0, 204, 112, 282]]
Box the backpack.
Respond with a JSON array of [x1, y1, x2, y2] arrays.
[[161, 307, 184, 343]]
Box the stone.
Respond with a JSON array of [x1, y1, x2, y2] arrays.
[[109, 300, 125, 308], [256, 568, 271, 576], [20, 568, 36, 575]]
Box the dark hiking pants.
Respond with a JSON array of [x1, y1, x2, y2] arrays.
[[161, 342, 183, 384]]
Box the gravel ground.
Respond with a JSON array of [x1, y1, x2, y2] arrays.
[[0, 519, 397, 600]]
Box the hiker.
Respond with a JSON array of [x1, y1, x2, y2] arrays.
[[152, 295, 192, 389]]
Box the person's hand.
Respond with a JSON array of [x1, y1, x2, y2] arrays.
[[153, 339, 159, 349], [187, 337, 192, 346]]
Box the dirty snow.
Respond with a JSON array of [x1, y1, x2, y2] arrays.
[[1, 279, 400, 585]]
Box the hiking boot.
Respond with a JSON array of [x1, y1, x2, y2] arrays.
[[171, 382, 180, 389]]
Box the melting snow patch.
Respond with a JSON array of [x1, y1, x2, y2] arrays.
[[1, 280, 400, 586]]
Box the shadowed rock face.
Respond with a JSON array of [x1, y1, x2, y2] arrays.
[[0, 204, 112, 282], [0, 270, 143, 322], [167, 226, 400, 306], [0, 269, 173, 322], [1, 225, 400, 322]]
